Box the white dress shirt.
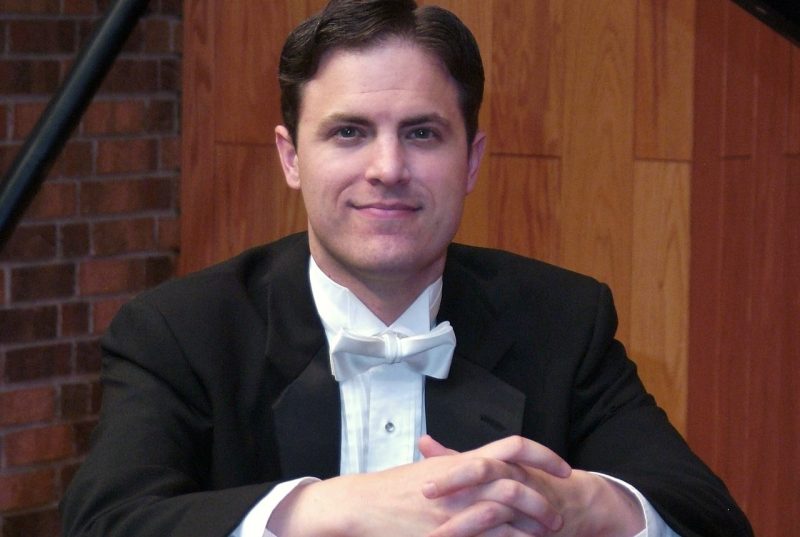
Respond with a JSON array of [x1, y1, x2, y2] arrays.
[[231, 257, 678, 537]]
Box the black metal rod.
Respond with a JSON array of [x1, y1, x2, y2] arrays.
[[0, 0, 150, 250]]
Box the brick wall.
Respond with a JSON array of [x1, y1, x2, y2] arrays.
[[0, 2, 182, 536]]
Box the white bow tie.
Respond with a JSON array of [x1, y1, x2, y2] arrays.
[[329, 321, 456, 382]]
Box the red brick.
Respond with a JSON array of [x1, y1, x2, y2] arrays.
[[92, 296, 128, 333], [9, 20, 77, 53], [50, 140, 93, 177], [2, 507, 62, 537], [62, 222, 90, 257], [96, 138, 158, 175], [174, 21, 183, 54], [0, 104, 7, 139], [5, 424, 75, 466], [92, 218, 156, 255], [62, 301, 90, 336], [83, 99, 147, 135], [63, 0, 96, 15], [156, 0, 182, 17], [160, 136, 180, 171], [11, 263, 75, 301], [12, 101, 47, 140], [0, 469, 56, 511], [0, 387, 55, 427], [80, 178, 173, 216], [0, 0, 60, 14], [0, 60, 61, 95], [146, 99, 176, 132], [0, 306, 58, 344], [160, 58, 181, 92], [76, 339, 101, 374], [26, 181, 77, 220], [4, 343, 71, 382], [0, 224, 56, 262], [157, 216, 180, 253], [142, 18, 172, 53], [100, 59, 159, 93], [60, 382, 91, 419], [80, 256, 173, 295]]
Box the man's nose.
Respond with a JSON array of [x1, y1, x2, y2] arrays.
[[365, 137, 410, 186]]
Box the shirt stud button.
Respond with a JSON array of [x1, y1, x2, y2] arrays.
[[385, 421, 395, 433]]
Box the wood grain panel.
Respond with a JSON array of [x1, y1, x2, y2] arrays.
[[688, 0, 726, 468], [722, 2, 757, 157], [788, 48, 800, 155], [180, 0, 217, 275], [561, 0, 636, 343], [635, 0, 695, 160], [744, 26, 793, 536], [630, 161, 689, 431], [488, 155, 561, 264], [212, 144, 306, 264], [213, 2, 292, 144], [785, 158, 800, 531], [490, 0, 563, 156]]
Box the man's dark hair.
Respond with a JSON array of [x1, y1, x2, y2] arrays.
[[278, 0, 484, 146]]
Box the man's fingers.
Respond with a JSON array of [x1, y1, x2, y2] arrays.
[[422, 457, 527, 498], [425, 502, 526, 537], [419, 434, 458, 458], [469, 436, 571, 478]]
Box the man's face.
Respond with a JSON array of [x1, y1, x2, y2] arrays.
[[276, 39, 485, 290]]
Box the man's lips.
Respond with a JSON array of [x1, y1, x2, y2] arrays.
[[349, 201, 421, 217]]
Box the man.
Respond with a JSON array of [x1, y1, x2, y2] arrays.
[[61, 1, 752, 536]]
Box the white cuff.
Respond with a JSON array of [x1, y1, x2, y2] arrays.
[[228, 477, 320, 537], [593, 472, 680, 537]]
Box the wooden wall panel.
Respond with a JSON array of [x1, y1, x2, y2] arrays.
[[635, 0, 695, 160], [690, 1, 800, 534], [490, 0, 563, 156], [212, 146, 306, 263], [213, 2, 291, 144], [181, 0, 217, 273], [630, 161, 689, 431], [561, 0, 636, 343], [722, 4, 757, 157], [789, 48, 800, 154], [488, 156, 561, 264]]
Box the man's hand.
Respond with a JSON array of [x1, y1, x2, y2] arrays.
[[420, 436, 646, 537], [267, 435, 571, 537]]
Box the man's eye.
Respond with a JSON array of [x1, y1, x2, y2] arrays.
[[409, 128, 435, 140], [337, 127, 359, 138]]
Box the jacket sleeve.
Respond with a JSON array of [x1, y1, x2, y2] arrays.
[[60, 298, 276, 537], [567, 283, 753, 537]]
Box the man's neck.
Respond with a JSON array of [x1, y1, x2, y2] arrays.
[[310, 256, 445, 326]]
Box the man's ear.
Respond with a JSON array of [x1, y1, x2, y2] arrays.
[[466, 131, 487, 194], [275, 125, 300, 190]]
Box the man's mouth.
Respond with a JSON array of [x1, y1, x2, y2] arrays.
[[349, 201, 421, 217]]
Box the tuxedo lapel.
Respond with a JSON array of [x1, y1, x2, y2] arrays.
[[250, 234, 341, 479], [427, 250, 525, 451]]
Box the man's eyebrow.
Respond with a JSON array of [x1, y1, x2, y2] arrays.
[[398, 114, 451, 129], [319, 113, 372, 127]]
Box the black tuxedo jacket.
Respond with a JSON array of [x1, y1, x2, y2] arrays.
[[62, 233, 752, 537]]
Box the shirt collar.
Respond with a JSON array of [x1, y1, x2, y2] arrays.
[[308, 256, 443, 339]]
